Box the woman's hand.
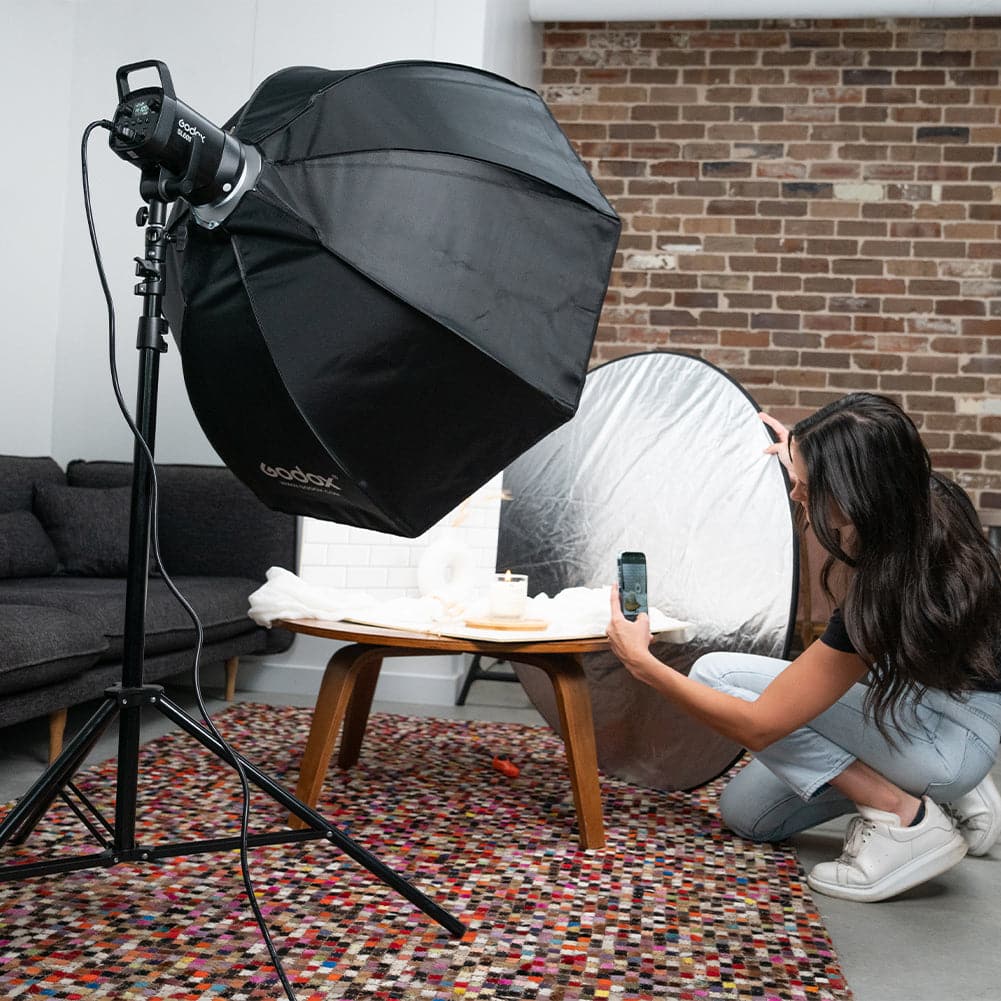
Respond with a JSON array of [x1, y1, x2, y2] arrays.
[[759, 411, 793, 474], [607, 584, 656, 684]]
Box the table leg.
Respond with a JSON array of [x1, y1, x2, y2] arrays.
[[338, 656, 383, 768], [517, 653, 606, 850], [289, 644, 385, 829]]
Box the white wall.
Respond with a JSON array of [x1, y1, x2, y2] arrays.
[[485, 0, 543, 87], [0, 1, 77, 456], [530, 0, 1000, 17], [3, 0, 540, 704], [49, 0, 260, 467], [5, 0, 537, 468]]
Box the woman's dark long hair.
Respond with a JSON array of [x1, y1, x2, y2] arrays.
[[791, 393, 1001, 735]]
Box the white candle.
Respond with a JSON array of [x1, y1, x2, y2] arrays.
[[490, 570, 528, 619]]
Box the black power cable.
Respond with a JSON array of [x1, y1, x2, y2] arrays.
[[81, 119, 300, 1001]]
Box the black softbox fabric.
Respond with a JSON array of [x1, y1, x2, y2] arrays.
[[164, 61, 620, 537]]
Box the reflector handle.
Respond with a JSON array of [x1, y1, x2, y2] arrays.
[[117, 60, 175, 101]]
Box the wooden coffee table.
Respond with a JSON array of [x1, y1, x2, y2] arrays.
[[278, 619, 611, 849]]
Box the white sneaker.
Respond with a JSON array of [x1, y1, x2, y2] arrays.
[[945, 774, 1001, 857], [807, 797, 968, 903]]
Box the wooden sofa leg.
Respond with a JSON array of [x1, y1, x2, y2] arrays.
[[224, 656, 239, 701], [48, 708, 68, 763]]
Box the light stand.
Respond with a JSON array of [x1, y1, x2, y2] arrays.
[[0, 171, 465, 943]]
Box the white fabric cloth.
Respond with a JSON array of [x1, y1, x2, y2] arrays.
[[248, 566, 372, 626], [510, 585, 683, 637], [249, 567, 688, 641], [248, 566, 459, 628]]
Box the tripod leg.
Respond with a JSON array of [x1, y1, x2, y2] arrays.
[[0, 698, 119, 847], [154, 693, 465, 936]]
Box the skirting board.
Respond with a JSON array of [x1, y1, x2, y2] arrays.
[[199, 635, 467, 706]]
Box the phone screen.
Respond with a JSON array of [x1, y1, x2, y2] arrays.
[[618, 552, 648, 621]]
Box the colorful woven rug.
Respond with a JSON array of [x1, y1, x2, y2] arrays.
[[0, 705, 851, 1000]]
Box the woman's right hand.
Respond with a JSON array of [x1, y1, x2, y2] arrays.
[[759, 411, 793, 473], [607, 584, 656, 683]]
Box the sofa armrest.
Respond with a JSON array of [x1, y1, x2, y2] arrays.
[[66, 460, 298, 580]]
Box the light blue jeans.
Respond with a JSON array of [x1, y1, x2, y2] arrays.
[[690, 651, 1001, 843]]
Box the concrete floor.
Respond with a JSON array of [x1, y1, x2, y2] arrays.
[[0, 677, 998, 1001]]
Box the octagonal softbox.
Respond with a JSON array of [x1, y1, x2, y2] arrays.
[[164, 61, 620, 537]]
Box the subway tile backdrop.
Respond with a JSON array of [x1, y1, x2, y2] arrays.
[[542, 16, 1001, 513], [297, 476, 505, 601], [251, 481, 505, 703]]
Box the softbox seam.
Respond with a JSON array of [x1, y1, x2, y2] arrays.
[[234, 60, 543, 146], [242, 177, 608, 414], [223, 234, 413, 533], [264, 146, 619, 221]]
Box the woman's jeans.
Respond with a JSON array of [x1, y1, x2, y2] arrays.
[[690, 651, 1001, 843]]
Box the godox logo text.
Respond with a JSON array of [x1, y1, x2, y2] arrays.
[[177, 118, 206, 144], [260, 463, 341, 491]]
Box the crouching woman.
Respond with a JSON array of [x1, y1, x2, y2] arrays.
[[607, 392, 1001, 902]]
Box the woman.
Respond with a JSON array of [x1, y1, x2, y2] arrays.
[[607, 393, 1001, 902]]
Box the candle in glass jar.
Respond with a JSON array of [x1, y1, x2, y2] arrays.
[[489, 570, 528, 619]]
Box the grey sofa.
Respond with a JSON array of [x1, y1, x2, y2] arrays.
[[0, 454, 296, 758]]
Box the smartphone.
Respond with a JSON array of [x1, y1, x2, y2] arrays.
[[617, 551, 648, 621]]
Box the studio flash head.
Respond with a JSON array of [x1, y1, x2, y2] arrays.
[[109, 60, 260, 222]]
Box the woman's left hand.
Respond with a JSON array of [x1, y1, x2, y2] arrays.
[[607, 584, 655, 682], [759, 411, 793, 474]]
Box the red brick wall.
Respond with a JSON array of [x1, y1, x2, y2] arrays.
[[542, 18, 1001, 513]]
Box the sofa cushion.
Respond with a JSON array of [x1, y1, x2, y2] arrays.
[[0, 455, 65, 513], [0, 511, 58, 578], [66, 461, 296, 579], [0, 576, 260, 659], [0, 604, 108, 696], [33, 484, 132, 576]]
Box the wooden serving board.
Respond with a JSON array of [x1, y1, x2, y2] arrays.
[[462, 617, 550, 631]]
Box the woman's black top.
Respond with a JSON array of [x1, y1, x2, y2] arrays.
[[819, 608, 854, 654], [820, 607, 1001, 693]]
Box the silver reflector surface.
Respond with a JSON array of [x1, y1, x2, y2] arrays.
[[498, 351, 798, 791]]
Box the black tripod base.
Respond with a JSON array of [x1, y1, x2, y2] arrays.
[[0, 687, 465, 938], [455, 654, 519, 706]]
